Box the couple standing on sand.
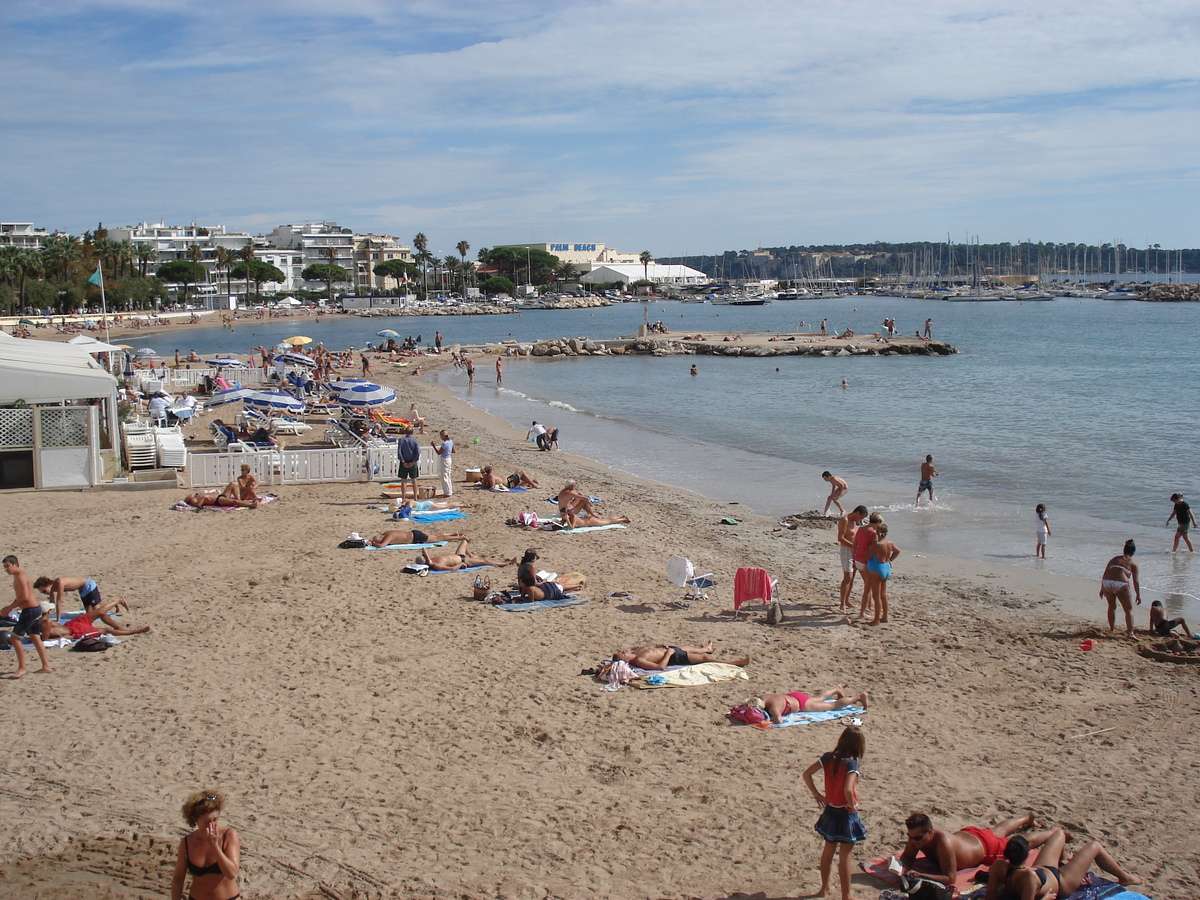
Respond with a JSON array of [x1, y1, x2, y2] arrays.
[[836, 506, 900, 624]]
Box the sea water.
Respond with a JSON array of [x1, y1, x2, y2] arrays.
[[149, 296, 1200, 619]]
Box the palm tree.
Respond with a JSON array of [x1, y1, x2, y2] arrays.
[[640, 250, 653, 284], [555, 261, 578, 286], [239, 241, 255, 300], [13, 249, 44, 307], [116, 239, 135, 278], [413, 232, 428, 293], [442, 254, 461, 294], [214, 247, 232, 297], [456, 240, 470, 291], [134, 243, 156, 278], [41, 233, 81, 282]]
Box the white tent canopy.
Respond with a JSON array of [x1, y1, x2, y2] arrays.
[[580, 263, 708, 285], [0, 333, 120, 404], [67, 335, 124, 353], [275, 296, 302, 307]]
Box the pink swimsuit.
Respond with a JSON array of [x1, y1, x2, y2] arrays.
[[787, 691, 811, 711]]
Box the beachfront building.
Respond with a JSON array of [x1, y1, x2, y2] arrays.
[[252, 248, 306, 293], [496, 241, 643, 270], [266, 223, 356, 294], [580, 263, 708, 286], [0, 332, 120, 490], [0, 223, 50, 250], [107, 221, 255, 271], [354, 234, 413, 293]]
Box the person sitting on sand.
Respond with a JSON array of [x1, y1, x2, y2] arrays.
[[368, 529, 467, 548], [612, 643, 750, 670], [234, 463, 259, 503], [419, 541, 516, 572], [557, 480, 598, 528], [1149, 599, 1192, 640], [900, 812, 1055, 887], [749, 687, 870, 724], [515, 550, 586, 601], [986, 831, 1142, 900]]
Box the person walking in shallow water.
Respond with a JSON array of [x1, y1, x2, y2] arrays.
[[915, 454, 938, 506], [1034, 503, 1051, 558], [1166, 492, 1195, 552]]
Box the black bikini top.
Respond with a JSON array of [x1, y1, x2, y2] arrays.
[[185, 833, 223, 877]]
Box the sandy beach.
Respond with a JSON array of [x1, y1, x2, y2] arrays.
[[1, 347, 1197, 900]]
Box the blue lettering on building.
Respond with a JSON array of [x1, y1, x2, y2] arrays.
[[550, 243, 597, 253]]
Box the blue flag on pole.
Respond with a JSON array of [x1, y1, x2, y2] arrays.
[[86, 266, 102, 286]]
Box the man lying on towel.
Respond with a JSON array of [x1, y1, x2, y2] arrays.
[[420, 540, 516, 572], [899, 812, 1055, 887], [612, 642, 749, 670], [369, 529, 466, 548]]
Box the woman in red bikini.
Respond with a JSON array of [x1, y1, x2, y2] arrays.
[[750, 686, 869, 724], [170, 790, 241, 900]]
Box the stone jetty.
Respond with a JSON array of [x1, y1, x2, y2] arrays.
[[476, 331, 956, 358], [1139, 283, 1200, 302]]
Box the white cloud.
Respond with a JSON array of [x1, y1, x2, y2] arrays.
[[0, 0, 1196, 252]]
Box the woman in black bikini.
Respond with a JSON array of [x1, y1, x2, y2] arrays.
[[985, 831, 1141, 900], [170, 790, 241, 900]]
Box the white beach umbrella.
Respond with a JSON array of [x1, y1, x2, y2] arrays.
[[243, 391, 305, 413], [206, 387, 255, 407], [205, 357, 248, 367], [280, 351, 317, 366], [334, 382, 397, 408]]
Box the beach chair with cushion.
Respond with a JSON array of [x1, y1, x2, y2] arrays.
[[369, 407, 413, 433], [665, 555, 716, 610]]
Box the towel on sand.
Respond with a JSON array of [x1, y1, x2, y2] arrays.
[[628, 662, 749, 689], [494, 596, 589, 612], [430, 565, 493, 575], [399, 509, 468, 523], [963, 875, 1148, 900], [365, 541, 448, 551], [731, 705, 864, 728], [862, 848, 1042, 894]]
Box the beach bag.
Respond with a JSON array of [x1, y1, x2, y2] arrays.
[[402, 562, 429, 576], [518, 512, 539, 527], [392, 505, 413, 520], [727, 705, 768, 725], [70, 636, 111, 653], [898, 875, 953, 900], [473, 574, 492, 602]]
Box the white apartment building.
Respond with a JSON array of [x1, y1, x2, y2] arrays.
[[106, 222, 255, 270], [266, 223, 356, 292], [0, 223, 50, 249], [254, 248, 307, 293]]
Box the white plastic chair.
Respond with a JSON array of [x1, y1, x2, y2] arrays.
[[665, 555, 716, 610]]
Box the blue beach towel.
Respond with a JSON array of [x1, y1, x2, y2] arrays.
[[365, 541, 448, 551], [962, 875, 1150, 900], [769, 705, 864, 728], [494, 596, 589, 612], [393, 510, 468, 523], [430, 565, 492, 574]]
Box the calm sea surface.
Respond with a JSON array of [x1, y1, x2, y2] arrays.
[[149, 296, 1200, 620]]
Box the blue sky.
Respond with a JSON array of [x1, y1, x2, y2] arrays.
[[2, 0, 1197, 256]]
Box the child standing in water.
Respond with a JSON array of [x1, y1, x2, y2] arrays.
[[1035, 504, 1051, 558], [802, 726, 866, 900]]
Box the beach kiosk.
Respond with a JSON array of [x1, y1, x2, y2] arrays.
[[0, 332, 121, 490]]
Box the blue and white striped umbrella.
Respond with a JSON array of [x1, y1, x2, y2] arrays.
[[329, 377, 371, 392], [377, 329, 400, 338], [206, 387, 255, 407], [334, 381, 396, 408], [205, 357, 247, 367], [280, 351, 316, 366], [243, 390, 305, 413]]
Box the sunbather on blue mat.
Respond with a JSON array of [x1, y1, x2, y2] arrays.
[[369, 529, 465, 548], [421, 540, 516, 572], [984, 830, 1144, 900]]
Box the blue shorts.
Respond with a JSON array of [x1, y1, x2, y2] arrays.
[[79, 578, 102, 608], [541, 582, 566, 601]]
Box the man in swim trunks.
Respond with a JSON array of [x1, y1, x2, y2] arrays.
[[419, 540, 516, 572], [2, 555, 51, 678], [557, 480, 597, 529], [39, 614, 152, 641], [367, 529, 467, 548], [836, 506, 869, 613], [33, 575, 130, 626], [612, 643, 750, 670], [822, 471, 848, 515], [915, 454, 938, 506], [899, 812, 1053, 887]]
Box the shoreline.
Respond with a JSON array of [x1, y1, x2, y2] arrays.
[[1, 329, 1196, 899]]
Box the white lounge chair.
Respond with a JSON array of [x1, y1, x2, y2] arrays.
[[665, 555, 716, 610]]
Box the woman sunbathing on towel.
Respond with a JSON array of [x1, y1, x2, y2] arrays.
[[368, 529, 467, 548], [986, 830, 1142, 900], [558, 512, 631, 529], [420, 541, 516, 572], [515, 550, 585, 601], [749, 687, 870, 724], [479, 465, 539, 490], [183, 491, 257, 509]]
